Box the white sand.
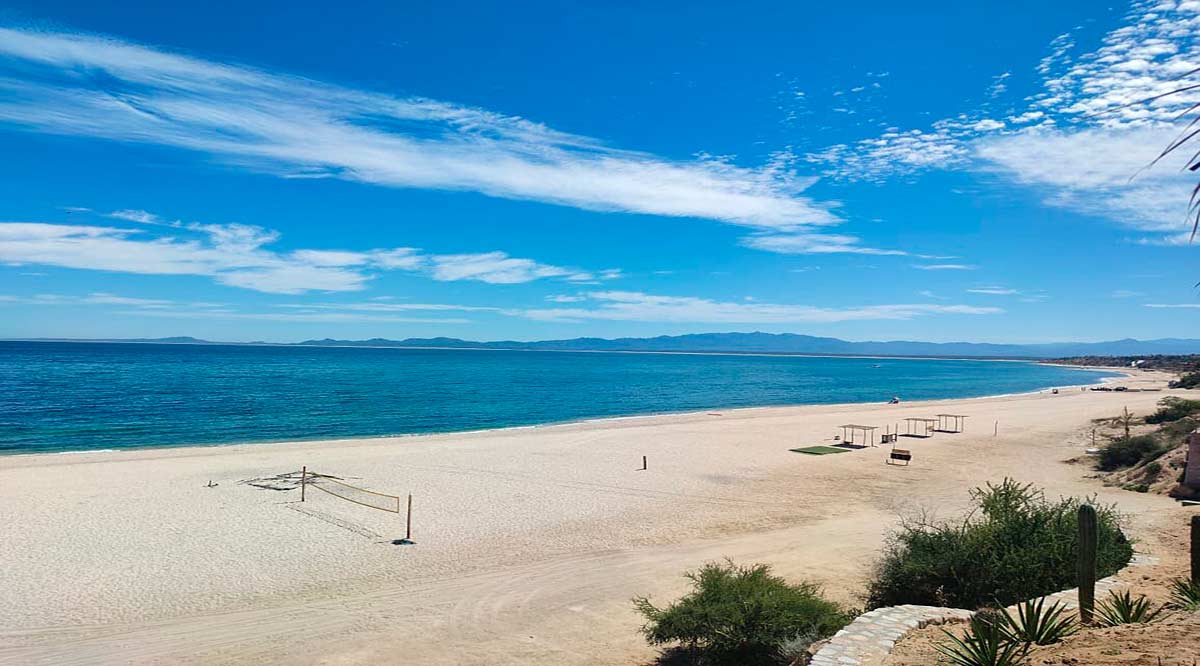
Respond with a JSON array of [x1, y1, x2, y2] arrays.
[[0, 369, 1185, 665]]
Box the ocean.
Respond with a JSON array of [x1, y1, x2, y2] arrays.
[[0, 341, 1116, 454]]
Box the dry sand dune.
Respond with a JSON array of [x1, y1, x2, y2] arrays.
[[0, 369, 1186, 665]]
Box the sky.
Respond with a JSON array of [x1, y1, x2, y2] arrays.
[[1, 0, 1200, 343]]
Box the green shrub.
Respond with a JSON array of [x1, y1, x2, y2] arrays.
[[1167, 578, 1200, 611], [1121, 483, 1150, 493], [936, 611, 1025, 666], [1000, 597, 1078, 647], [1158, 415, 1198, 440], [1144, 397, 1200, 424], [1098, 434, 1164, 471], [633, 561, 852, 665], [867, 479, 1132, 610], [1094, 590, 1163, 626], [1143, 461, 1163, 478]]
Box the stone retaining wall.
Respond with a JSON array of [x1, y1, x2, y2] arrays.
[[807, 553, 1156, 666]]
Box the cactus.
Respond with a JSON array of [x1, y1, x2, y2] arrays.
[[1192, 515, 1199, 585], [1078, 504, 1098, 624]]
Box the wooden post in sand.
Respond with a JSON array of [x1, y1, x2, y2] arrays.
[[993, 421, 998, 437], [641, 455, 647, 471], [406, 494, 413, 541], [301, 466, 307, 502]]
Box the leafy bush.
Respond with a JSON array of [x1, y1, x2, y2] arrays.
[[936, 611, 1025, 666], [633, 561, 851, 665], [1144, 397, 1200, 424], [867, 479, 1132, 610], [1098, 434, 1164, 471], [1094, 590, 1163, 626]]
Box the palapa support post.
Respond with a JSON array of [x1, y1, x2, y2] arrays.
[[1078, 504, 1098, 624], [301, 466, 307, 502]]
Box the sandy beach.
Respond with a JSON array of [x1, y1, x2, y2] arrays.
[[0, 369, 1188, 665]]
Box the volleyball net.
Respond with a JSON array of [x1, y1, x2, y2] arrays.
[[303, 470, 402, 514]]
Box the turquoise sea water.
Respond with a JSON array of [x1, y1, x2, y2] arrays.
[[0, 341, 1116, 454]]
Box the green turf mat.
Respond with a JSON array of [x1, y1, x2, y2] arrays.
[[788, 445, 850, 455]]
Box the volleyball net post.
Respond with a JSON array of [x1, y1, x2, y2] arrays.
[[297, 468, 415, 543], [405, 494, 413, 542]]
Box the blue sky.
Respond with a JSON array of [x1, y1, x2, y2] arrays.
[[1, 0, 1199, 343]]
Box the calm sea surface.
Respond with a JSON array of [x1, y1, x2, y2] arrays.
[[0, 341, 1116, 454]]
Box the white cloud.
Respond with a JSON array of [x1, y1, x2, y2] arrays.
[[1111, 289, 1143, 298], [0, 220, 615, 293], [121, 309, 473, 324], [967, 287, 1019, 295], [913, 264, 975, 270], [107, 209, 160, 224], [740, 232, 907, 255], [546, 295, 586, 303], [81, 292, 175, 307], [1144, 302, 1200, 308], [275, 301, 499, 313], [800, 0, 1200, 240], [0, 292, 478, 324], [427, 252, 602, 284], [0, 291, 224, 310], [0, 27, 840, 233], [518, 290, 1002, 324], [974, 125, 1193, 232], [805, 123, 972, 181]]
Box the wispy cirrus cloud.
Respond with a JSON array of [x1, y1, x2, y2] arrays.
[[0, 218, 616, 293], [801, 0, 1200, 241], [0, 289, 1004, 326], [106, 209, 160, 224], [740, 232, 907, 256], [518, 290, 1002, 324], [0, 26, 842, 237], [967, 286, 1019, 295], [428, 252, 615, 284], [913, 263, 976, 271], [0, 292, 218, 309], [0, 292, 479, 324]]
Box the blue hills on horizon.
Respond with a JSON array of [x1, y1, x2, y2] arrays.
[[10, 332, 1200, 359]]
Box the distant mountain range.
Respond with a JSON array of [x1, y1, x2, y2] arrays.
[[13, 332, 1200, 359]]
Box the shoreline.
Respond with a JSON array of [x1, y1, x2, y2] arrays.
[[5, 365, 1131, 460]]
